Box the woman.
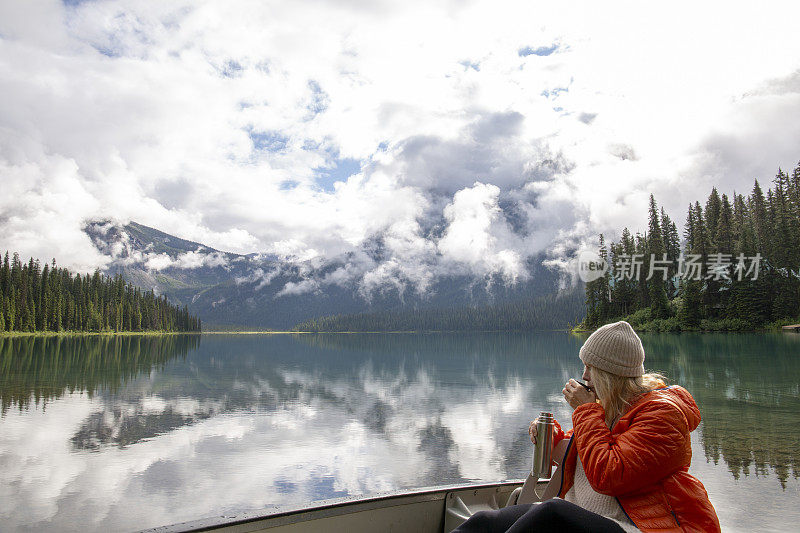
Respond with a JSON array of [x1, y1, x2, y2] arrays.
[[454, 321, 720, 533]]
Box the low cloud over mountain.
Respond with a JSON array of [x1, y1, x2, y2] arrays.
[[2, 1, 800, 294], [85, 220, 567, 329]]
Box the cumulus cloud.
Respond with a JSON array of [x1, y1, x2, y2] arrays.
[[142, 249, 229, 271], [235, 266, 281, 291], [1, 0, 799, 293], [438, 182, 525, 281], [275, 279, 320, 298], [86, 223, 232, 272]]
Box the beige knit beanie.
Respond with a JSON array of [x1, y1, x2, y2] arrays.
[[579, 321, 645, 377]]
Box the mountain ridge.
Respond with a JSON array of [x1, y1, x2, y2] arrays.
[[84, 220, 581, 330]]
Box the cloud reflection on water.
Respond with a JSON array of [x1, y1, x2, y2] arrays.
[[0, 332, 799, 532]]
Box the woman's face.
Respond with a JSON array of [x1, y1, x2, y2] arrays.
[[582, 365, 592, 385]]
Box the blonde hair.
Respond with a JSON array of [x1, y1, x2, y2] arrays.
[[589, 366, 667, 427]]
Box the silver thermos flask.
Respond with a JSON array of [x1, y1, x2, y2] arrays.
[[532, 411, 555, 479]]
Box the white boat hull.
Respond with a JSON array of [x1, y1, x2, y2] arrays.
[[140, 480, 546, 533]]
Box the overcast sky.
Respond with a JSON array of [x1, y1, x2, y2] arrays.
[[2, 0, 800, 281]]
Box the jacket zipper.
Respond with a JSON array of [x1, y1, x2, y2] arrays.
[[661, 491, 682, 527], [586, 390, 681, 531], [615, 496, 636, 526], [572, 425, 638, 529], [557, 434, 574, 497], [612, 478, 679, 529]]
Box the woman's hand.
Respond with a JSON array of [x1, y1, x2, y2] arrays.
[[528, 418, 539, 444], [563, 379, 598, 410]]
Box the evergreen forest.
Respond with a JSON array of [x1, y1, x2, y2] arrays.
[[294, 288, 585, 332], [582, 162, 800, 331], [0, 252, 201, 333]]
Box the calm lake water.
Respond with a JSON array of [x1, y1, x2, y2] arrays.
[[1, 332, 798, 532]]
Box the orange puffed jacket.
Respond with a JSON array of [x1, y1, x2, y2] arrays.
[[550, 386, 720, 533]]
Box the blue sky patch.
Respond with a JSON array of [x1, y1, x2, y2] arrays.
[[92, 44, 120, 58], [459, 60, 480, 72], [255, 61, 271, 74], [302, 139, 322, 151], [314, 157, 361, 192], [221, 59, 243, 78], [250, 130, 289, 152], [518, 43, 559, 57], [306, 80, 329, 118], [541, 86, 569, 98]]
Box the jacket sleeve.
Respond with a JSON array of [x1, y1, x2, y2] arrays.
[[571, 401, 691, 496], [552, 418, 566, 445], [551, 418, 572, 466]]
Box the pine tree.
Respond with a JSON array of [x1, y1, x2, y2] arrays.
[[677, 206, 702, 327], [660, 208, 680, 296], [0, 251, 9, 299], [692, 201, 723, 314], [716, 194, 734, 256], [750, 180, 768, 251], [7, 289, 16, 331], [613, 228, 637, 317], [679, 279, 702, 328], [55, 295, 62, 331], [771, 170, 792, 267], [769, 169, 800, 318], [647, 195, 670, 319], [787, 163, 800, 268], [584, 234, 610, 328], [705, 187, 722, 248], [597, 234, 611, 322], [732, 194, 749, 253]]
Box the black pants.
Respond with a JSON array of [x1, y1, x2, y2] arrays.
[[452, 498, 627, 533]]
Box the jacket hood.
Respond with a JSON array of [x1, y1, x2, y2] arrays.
[[648, 385, 702, 432]]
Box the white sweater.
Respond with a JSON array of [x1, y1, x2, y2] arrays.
[[564, 455, 641, 533]]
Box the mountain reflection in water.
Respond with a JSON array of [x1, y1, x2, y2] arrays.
[[0, 332, 798, 532]]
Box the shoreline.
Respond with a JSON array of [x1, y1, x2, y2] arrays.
[[0, 331, 202, 338], [1, 329, 573, 337], [2, 327, 795, 338]]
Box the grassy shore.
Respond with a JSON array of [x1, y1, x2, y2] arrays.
[[3, 329, 563, 337], [202, 328, 487, 334], [206, 329, 580, 334], [202, 330, 307, 334]]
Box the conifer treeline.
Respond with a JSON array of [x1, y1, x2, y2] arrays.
[[583, 162, 800, 331], [0, 252, 201, 333], [294, 289, 585, 332]]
